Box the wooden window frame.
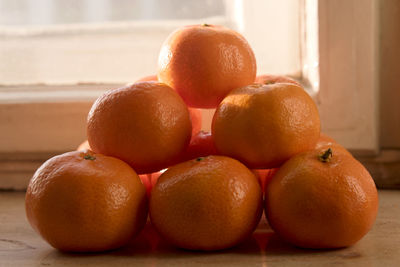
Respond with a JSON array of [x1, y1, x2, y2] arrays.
[[1, 0, 397, 190]]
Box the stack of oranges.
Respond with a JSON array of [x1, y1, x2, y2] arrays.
[[25, 24, 378, 252]]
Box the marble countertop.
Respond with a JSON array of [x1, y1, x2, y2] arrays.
[[1, 190, 399, 266]]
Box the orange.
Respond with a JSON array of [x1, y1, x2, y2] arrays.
[[25, 150, 148, 252], [87, 82, 192, 174], [150, 170, 163, 189], [315, 133, 353, 157], [212, 83, 320, 169], [76, 140, 161, 197], [255, 74, 300, 86], [318, 132, 337, 144], [139, 174, 152, 198], [157, 24, 257, 108], [149, 155, 263, 251], [135, 74, 203, 136], [265, 148, 379, 249], [182, 130, 218, 161], [252, 168, 278, 193], [139, 171, 164, 197]]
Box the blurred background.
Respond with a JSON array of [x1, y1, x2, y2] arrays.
[[0, 0, 305, 85]]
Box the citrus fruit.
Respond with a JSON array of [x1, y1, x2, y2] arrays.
[[76, 143, 162, 197], [157, 24, 257, 108], [139, 174, 152, 198], [150, 170, 163, 189], [212, 83, 320, 169], [252, 168, 278, 193], [182, 130, 218, 161], [255, 74, 300, 86], [87, 82, 192, 174], [135, 74, 203, 136], [265, 148, 379, 249], [315, 133, 353, 157], [149, 155, 263, 251], [25, 150, 148, 252]]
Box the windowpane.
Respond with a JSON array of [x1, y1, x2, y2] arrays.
[[0, 0, 304, 85], [0, 0, 226, 25]]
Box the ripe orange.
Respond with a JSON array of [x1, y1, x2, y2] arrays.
[[252, 168, 278, 193], [87, 82, 192, 174], [25, 150, 148, 252], [139, 174, 152, 198], [212, 83, 320, 169], [150, 170, 163, 189], [182, 131, 218, 161], [265, 148, 379, 249], [255, 74, 300, 86], [149, 155, 263, 251], [315, 133, 353, 157], [76, 141, 161, 197], [79, 114, 200, 154], [137, 74, 203, 136], [158, 24, 257, 108]]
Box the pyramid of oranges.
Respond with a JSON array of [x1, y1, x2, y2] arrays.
[[25, 24, 378, 252]]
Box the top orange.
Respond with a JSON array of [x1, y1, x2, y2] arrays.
[[157, 24, 257, 108]]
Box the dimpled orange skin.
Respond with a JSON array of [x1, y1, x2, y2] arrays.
[[255, 74, 300, 86], [87, 82, 192, 174], [25, 150, 148, 252], [149, 156, 263, 251], [157, 24, 257, 108], [212, 83, 321, 169], [135, 74, 202, 136], [265, 148, 379, 249]]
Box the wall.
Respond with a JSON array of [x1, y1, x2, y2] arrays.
[[380, 0, 400, 149]]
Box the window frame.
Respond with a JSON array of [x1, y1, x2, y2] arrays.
[[0, 0, 389, 189]]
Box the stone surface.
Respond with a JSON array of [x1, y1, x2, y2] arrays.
[[0, 190, 399, 266]]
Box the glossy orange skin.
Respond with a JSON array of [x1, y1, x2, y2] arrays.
[[150, 155, 263, 251], [265, 149, 379, 249], [212, 83, 320, 169], [255, 74, 300, 86], [182, 131, 218, 161], [135, 75, 202, 136], [87, 82, 192, 174], [76, 140, 161, 197], [80, 111, 200, 155], [158, 24, 257, 108], [25, 150, 148, 252]]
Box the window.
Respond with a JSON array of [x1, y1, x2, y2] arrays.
[[1, 0, 397, 189]]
